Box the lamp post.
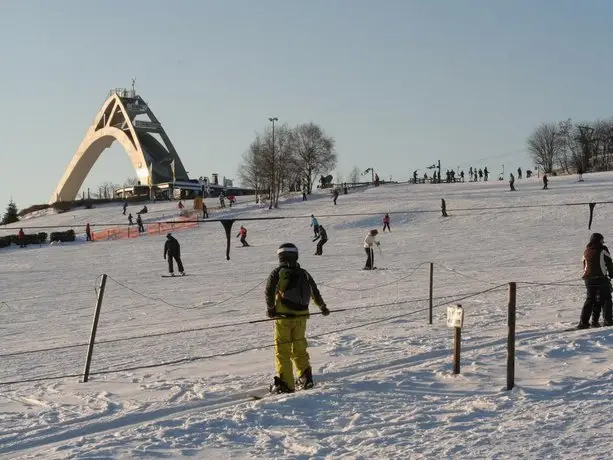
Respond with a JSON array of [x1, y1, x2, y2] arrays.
[[268, 117, 278, 209]]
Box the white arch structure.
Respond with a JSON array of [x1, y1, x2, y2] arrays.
[[51, 89, 187, 203]]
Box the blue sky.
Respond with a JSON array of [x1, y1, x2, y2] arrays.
[[1, 0, 612, 207]]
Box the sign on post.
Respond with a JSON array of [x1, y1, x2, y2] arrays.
[[447, 305, 464, 329]]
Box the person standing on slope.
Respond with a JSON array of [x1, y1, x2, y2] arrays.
[[163, 233, 185, 276], [310, 215, 320, 237], [313, 225, 328, 255], [363, 229, 380, 270], [578, 232, 613, 328], [236, 225, 249, 247], [382, 213, 391, 232], [265, 243, 329, 394]]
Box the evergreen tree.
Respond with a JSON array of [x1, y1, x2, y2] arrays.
[[1, 200, 19, 225]]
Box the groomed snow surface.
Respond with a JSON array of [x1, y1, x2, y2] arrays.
[[1, 173, 612, 459]]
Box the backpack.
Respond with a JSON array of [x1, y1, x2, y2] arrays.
[[277, 267, 311, 311]]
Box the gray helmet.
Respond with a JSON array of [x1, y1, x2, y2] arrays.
[[277, 243, 299, 261]]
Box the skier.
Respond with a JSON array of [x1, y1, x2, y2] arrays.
[[517, 167, 522, 180], [163, 233, 185, 276], [136, 214, 145, 233], [18, 228, 25, 248], [382, 213, 391, 232], [313, 225, 328, 255], [542, 174, 549, 190], [85, 223, 92, 242], [441, 198, 448, 217], [579, 232, 613, 328], [236, 225, 249, 247], [265, 243, 329, 393], [363, 229, 380, 270], [310, 215, 319, 237]]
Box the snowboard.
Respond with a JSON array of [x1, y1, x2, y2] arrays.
[[161, 274, 189, 278]]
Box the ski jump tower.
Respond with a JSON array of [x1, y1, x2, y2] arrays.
[[51, 85, 189, 203]]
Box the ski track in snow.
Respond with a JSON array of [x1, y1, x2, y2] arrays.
[[2, 174, 613, 458]]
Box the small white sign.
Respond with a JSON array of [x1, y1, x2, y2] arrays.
[[446, 305, 464, 328]]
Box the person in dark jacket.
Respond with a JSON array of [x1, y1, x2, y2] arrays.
[[163, 233, 185, 276], [579, 232, 613, 328], [85, 223, 92, 242], [265, 243, 329, 394], [313, 225, 328, 255]]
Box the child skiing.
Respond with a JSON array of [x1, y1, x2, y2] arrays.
[[382, 213, 391, 232], [363, 229, 380, 270], [265, 243, 329, 393], [237, 225, 249, 247]]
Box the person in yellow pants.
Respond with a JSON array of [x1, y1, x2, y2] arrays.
[[265, 243, 330, 393]]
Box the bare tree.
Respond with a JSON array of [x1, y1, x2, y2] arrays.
[[349, 166, 361, 184], [123, 176, 140, 187], [238, 135, 267, 200], [527, 122, 559, 173], [293, 123, 337, 194]]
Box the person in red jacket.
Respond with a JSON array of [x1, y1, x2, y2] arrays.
[[236, 225, 249, 247], [85, 223, 92, 242], [18, 228, 25, 248]]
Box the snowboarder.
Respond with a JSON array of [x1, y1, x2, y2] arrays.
[[163, 233, 185, 276], [128, 213, 134, 226], [310, 215, 319, 237], [579, 232, 613, 328], [265, 243, 329, 393], [577, 166, 584, 182], [542, 174, 549, 190], [509, 173, 516, 191], [85, 223, 92, 242], [517, 167, 522, 180], [441, 198, 448, 217], [382, 214, 391, 232], [202, 201, 208, 218], [237, 225, 249, 247], [332, 189, 339, 205], [18, 228, 25, 248], [363, 229, 380, 270], [313, 225, 328, 255], [136, 214, 145, 233], [122, 201, 128, 215]]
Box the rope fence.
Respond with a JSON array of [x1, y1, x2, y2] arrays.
[[0, 261, 593, 389]]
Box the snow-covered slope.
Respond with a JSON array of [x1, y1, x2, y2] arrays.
[[1, 173, 612, 459]]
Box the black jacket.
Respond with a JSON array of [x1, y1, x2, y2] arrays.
[[164, 236, 181, 258], [314, 227, 328, 242]]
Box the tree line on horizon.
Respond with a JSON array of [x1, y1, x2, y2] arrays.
[[238, 122, 337, 209], [527, 118, 613, 174]]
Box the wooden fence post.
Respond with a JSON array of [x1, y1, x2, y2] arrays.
[[82, 274, 107, 383], [453, 325, 461, 375], [506, 282, 516, 391], [429, 262, 434, 324], [447, 304, 464, 375]]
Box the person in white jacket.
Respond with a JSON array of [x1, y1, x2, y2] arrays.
[[363, 229, 380, 270]]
